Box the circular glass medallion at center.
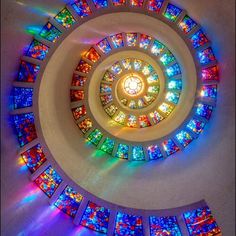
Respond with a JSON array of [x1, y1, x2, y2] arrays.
[[123, 74, 144, 96]]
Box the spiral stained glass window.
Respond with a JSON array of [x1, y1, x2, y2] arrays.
[[21, 144, 47, 173], [17, 60, 40, 83], [26, 40, 49, 60], [72, 105, 87, 120], [114, 212, 144, 235], [78, 118, 93, 134], [54, 186, 83, 218], [12, 87, 33, 109], [72, 0, 92, 17], [147, 0, 164, 13], [100, 137, 115, 154], [54, 8, 76, 28], [176, 130, 193, 147], [183, 206, 221, 235], [35, 166, 62, 198], [178, 15, 197, 34], [147, 145, 163, 160], [12, 113, 37, 147], [39, 22, 62, 42], [149, 216, 182, 235], [164, 3, 182, 22], [80, 201, 110, 234], [190, 30, 209, 49], [116, 143, 129, 159], [162, 139, 179, 156]]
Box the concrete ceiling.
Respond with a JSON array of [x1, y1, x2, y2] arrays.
[[1, 0, 235, 235]]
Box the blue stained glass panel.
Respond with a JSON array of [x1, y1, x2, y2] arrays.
[[12, 87, 33, 109]]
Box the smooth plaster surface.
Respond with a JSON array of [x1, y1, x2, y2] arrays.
[[1, 0, 235, 235]]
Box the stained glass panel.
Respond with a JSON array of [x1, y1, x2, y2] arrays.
[[127, 115, 137, 128], [166, 63, 181, 77], [116, 143, 129, 159], [183, 206, 221, 235], [71, 74, 87, 87], [92, 0, 108, 9], [76, 60, 92, 74], [190, 30, 209, 49], [198, 47, 216, 65], [102, 71, 116, 83], [147, 145, 163, 160], [196, 103, 213, 120], [139, 115, 151, 128], [130, 0, 144, 7], [168, 79, 182, 90], [87, 129, 103, 146], [112, 0, 126, 6], [110, 33, 124, 48], [114, 111, 126, 125], [111, 62, 123, 74], [178, 15, 197, 34], [147, 0, 164, 13], [39, 22, 62, 42], [13, 87, 33, 109], [55, 186, 83, 217], [72, 105, 86, 120], [164, 3, 182, 22], [149, 111, 164, 124], [54, 8, 76, 28], [35, 166, 62, 198], [165, 91, 180, 104], [147, 73, 159, 84], [84, 47, 100, 63], [96, 38, 112, 54], [162, 139, 179, 156], [100, 83, 112, 93], [139, 34, 152, 49], [200, 84, 217, 99], [151, 40, 165, 55], [186, 118, 206, 135], [21, 144, 47, 173], [12, 113, 37, 147], [114, 212, 143, 235], [126, 33, 138, 47], [160, 50, 175, 66], [149, 216, 182, 235], [202, 66, 219, 81], [80, 201, 110, 234], [105, 104, 118, 116], [17, 60, 40, 83], [26, 39, 49, 60], [176, 130, 193, 147], [78, 118, 93, 134], [72, 0, 92, 17], [121, 58, 132, 70], [100, 94, 113, 106], [100, 137, 115, 154], [133, 59, 142, 71], [70, 90, 84, 102], [158, 103, 174, 116]]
